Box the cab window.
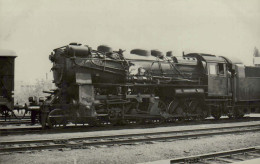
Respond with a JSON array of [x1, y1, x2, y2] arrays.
[[208, 64, 217, 75], [218, 63, 225, 75]]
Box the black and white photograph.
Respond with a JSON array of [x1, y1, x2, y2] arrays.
[[0, 0, 260, 163]]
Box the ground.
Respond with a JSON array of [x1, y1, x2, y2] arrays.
[[1, 117, 260, 164], [0, 132, 259, 164]]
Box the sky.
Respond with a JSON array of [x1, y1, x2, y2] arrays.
[[0, 0, 260, 83]]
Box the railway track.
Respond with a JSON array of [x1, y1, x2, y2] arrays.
[[2, 117, 260, 136], [169, 147, 260, 164], [0, 118, 32, 125], [0, 120, 32, 125], [1, 124, 260, 154]]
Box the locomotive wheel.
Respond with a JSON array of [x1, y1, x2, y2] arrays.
[[158, 100, 167, 118], [167, 99, 185, 119], [111, 119, 126, 126], [47, 116, 67, 128], [108, 108, 125, 126], [88, 119, 98, 127], [189, 100, 208, 120], [39, 112, 48, 129], [136, 118, 144, 124], [47, 116, 54, 129], [152, 100, 169, 123], [47, 109, 67, 128]]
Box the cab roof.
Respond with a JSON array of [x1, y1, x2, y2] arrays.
[[0, 49, 17, 57], [220, 56, 243, 65], [185, 53, 226, 63]]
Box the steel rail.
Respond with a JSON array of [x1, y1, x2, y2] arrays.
[[1, 125, 260, 153], [1, 118, 260, 136], [2, 116, 260, 135], [1, 123, 260, 138], [169, 146, 260, 163], [0, 121, 31, 125]]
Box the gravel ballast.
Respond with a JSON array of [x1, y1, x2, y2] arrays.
[[0, 132, 259, 164]]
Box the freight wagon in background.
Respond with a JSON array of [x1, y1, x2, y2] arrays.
[[38, 43, 260, 128], [0, 49, 16, 119]]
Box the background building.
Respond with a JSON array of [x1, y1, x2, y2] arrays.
[[14, 76, 54, 105], [253, 47, 260, 67]]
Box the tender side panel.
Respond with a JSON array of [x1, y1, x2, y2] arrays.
[[235, 65, 260, 101]]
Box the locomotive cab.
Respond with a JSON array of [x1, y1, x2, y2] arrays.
[[185, 53, 231, 97], [207, 60, 230, 97]]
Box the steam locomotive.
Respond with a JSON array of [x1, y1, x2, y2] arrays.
[[39, 43, 260, 128]]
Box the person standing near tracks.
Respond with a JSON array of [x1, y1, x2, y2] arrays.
[[28, 96, 39, 125]]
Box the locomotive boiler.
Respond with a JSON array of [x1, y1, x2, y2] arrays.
[[39, 43, 260, 128]]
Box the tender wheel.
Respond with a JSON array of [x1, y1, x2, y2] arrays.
[[234, 107, 245, 119], [212, 113, 221, 120], [228, 106, 244, 119], [227, 108, 234, 119], [211, 106, 221, 120]]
